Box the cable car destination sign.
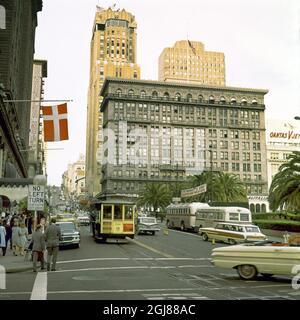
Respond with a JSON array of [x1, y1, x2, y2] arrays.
[[181, 184, 207, 198], [27, 185, 45, 211]]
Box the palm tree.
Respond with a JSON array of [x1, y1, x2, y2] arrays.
[[214, 172, 248, 202], [269, 151, 300, 212], [137, 183, 172, 215], [189, 171, 247, 203]]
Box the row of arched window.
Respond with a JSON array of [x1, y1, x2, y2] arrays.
[[115, 88, 258, 104]]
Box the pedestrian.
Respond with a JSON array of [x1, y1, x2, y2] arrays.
[[25, 213, 33, 235], [44, 218, 61, 271], [11, 220, 22, 256], [3, 220, 11, 256], [31, 224, 46, 272], [19, 222, 29, 256], [0, 220, 6, 256]]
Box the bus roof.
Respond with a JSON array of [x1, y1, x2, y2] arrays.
[[167, 202, 210, 209], [197, 206, 250, 213]]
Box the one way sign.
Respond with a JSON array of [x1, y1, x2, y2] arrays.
[[27, 185, 45, 211]]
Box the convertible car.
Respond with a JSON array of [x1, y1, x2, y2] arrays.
[[211, 240, 300, 280]]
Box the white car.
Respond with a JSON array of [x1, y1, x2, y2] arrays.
[[211, 241, 300, 280], [136, 216, 160, 235]]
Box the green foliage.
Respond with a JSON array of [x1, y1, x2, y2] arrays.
[[269, 151, 300, 212], [253, 219, 300, 232], [187, 171, 247, 203], [137, 183, 172, 212]]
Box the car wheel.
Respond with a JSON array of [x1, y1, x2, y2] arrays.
[[228, 238, 237, 245], [75, 243, 80, 249], [261, 273, 274, 279], [237, 265, 257, 280], [151, 231, 155, 235], [202, 233, 209, 241]]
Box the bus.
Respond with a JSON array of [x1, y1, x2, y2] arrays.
[[195, 206, 252, 230], [90, 200, 136, 242], [166, 202, 210, 232]]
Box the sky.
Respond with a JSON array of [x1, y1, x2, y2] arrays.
[[34, 0, 300, 186]]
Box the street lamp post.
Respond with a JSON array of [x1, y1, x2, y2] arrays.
[[209, 145, 213, 203]]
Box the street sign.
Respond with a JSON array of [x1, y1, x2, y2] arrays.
[[181, 184, 207, 198], [27, 185, 45, 211]]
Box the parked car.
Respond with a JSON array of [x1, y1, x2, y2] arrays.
[[199, 222, 267, 245], [211, 241, 300, 280], [136, 216, 160, 235], [56, 222, 80, 248], [76, 213, 90, 226]]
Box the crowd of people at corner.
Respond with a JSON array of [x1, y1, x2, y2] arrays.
[[0, 210, 61, 272], [0, 211, 34, 257]]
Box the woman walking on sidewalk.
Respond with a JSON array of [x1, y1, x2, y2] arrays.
[[12, 220, 22, 256], [19, 222, 29, 256], [0, 220, 7, 256]]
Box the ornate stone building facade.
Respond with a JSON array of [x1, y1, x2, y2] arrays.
[[0, 0, 43, 179], [99, 78, 268, 202]]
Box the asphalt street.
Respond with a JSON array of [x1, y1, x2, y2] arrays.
[[1, 224, 300, 300]]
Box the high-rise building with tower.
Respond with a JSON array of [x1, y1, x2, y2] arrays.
[[85, 6, 140, 198], [159, 40, 225, 86]]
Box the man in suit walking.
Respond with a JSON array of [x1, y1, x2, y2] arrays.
[[45, 218, 61, 271], [31, 224, 46, 272]]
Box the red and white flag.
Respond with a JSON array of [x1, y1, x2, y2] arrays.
[[42, 103, 69, 142]]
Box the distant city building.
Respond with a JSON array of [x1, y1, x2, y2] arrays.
[[100, 77, 268, 208], [28, 59, 47, 178], [85, 7, 140, 198], [266, 119, 300, 190], [61, 154, 86, 201], [159, 40, 226, 86]]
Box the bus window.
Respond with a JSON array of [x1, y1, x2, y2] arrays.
[[103, 205, 112, 219], [240, 213, 250, 222], [124, 206, 133, 219], [114, 205, 122, 220], [229, 212, 239, 221]]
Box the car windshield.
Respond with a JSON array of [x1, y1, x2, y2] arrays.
[[245, 226, 260, 233], [140, 218, 156, 224], [57, 223, 76, 231]]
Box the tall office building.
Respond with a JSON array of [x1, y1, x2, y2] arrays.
[[159, 40, 225, 86], [100, 77, 269, 211], [85, 6, 140, 198]]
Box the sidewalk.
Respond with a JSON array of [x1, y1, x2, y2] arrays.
[[0, 249, 32, 273]]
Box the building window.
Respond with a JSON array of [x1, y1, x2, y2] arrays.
[[140, 90, 146, 98], [116, 88, 122, 96], [198, 95, 203, 102], [163, 92, 170, 100], [175, 93, 181, 101], [152, 91, 158, 99], [187, 93, 192, 102], [128, 89, 134, 97]]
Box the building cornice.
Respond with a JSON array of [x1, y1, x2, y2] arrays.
[[100, 77, 269, 97]]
